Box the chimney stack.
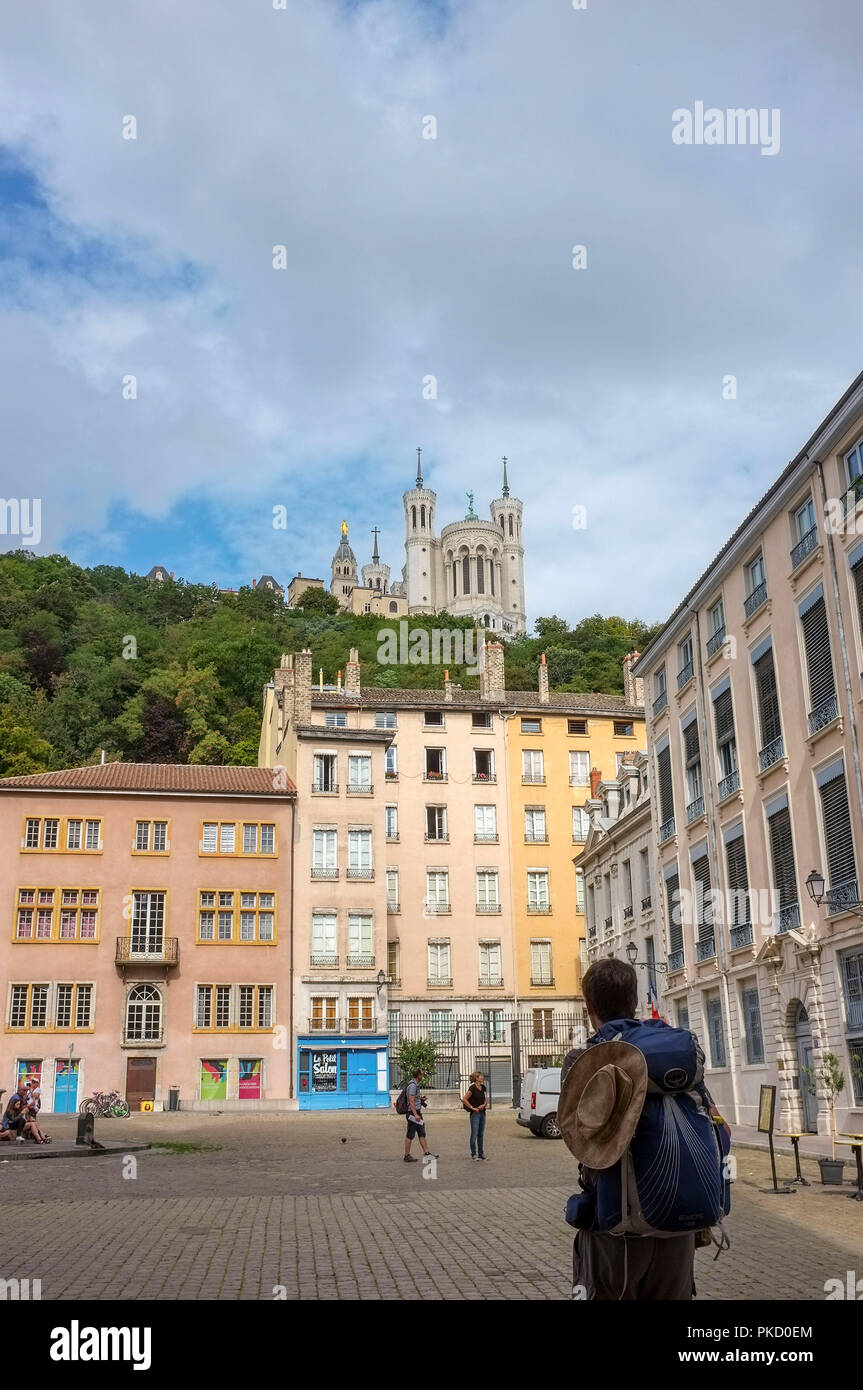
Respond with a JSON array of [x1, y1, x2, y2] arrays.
[[345, 647, 361, 695], [479, 641, 506, 703], [444, 669, 453, 703], [538, 651, 549, 705], [253, 578, 257, 589], [622, 650, 644, 707], [590, 766, 602, 798], [293, 649, 313, 727]]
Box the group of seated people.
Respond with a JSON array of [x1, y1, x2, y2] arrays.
[[0, 1080, 51, 1144]]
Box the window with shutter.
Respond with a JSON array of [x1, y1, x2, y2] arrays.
[[725, 835, 750, 925], [754, 651, 782, 747], [706, 995, 727, 1068], [657, 745, 674, 829], [691, 853, 713, 938], [801, 595, 836, 726], [665, 872, 682, 955], [820, 768, 857, 907], [768, 804, 798, 928], [852, 556, 863, 648], [712, 686, 738, 783], [842, 950, 863, 1032], [741, 986, 765, 1064], [683, 721, 702, 810]]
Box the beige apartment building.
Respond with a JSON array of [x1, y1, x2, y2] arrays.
[[635, 372, 863, 1134], [260, 641, 645, 1102], [0, 763, 297, 1112]]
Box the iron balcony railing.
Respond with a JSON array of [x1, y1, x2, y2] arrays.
[[667, 949, 685, 973], [311, 867, 338, 880], [424, 833, 449, 843], [116, 937, 178, 965], [347, 867, 374, 880], [659, 816, 676, 844], [677, 661, 694, 690], [706, 626, 726, 659], [623, 905, 634, 920], [427, 977, 453, 988], [385, 771, 399, 781], [123, 1026, 165, 1044], [791, 526, 818, 569], [528, 901, 552, 914], [729, 922, 753, 950], [604, 916, 613, 932], [525, 832, 549, 842], [475, 902, 501, 913], [686, 796, 705, 823], [478, 976, 504, 988], [696, 935, 716, 962], [522, 773, 546, 784], [386, 899, 399, 914], [347, 782, 374, 794], [744, 580, 768, 620], [775, 902, 801, 934], [423, 772, 448, 783], [425, 901, 451, 914], [569, 777, 591, 788], [386, 831, 400, 842], [310, 952, 339, 967], [808, 694, 839, 736], [652, 690, 668, 717], [530, 976, 554, 988], [474, 833, 499, 842], [826, 877, 860, 915], [472, 772, 497, 783], [312, 782, 338, 794], [642, 895, 652, 910], [718, 770, 740, 800], [842, 474, 863, 515], [347, 953, 375, 968], [308, 1016, 340, 1032], [847, 993, 863, 1030], [758, 734, 784, 771]]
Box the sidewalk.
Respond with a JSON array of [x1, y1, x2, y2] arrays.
[[1, 1139, 150, 1161], [732, 1124, 849, 1160]]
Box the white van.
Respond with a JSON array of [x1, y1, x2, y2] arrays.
[[516, 1066, 562, 1138]]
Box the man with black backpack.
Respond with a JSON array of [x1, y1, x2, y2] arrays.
[[559, 958, 731, 1300], [400, 1068, 435, 1163]]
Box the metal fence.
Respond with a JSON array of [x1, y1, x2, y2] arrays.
[[387, 1011, 588, 1106]]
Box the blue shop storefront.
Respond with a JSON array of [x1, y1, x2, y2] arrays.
[[297, 1035, 390, 1109]]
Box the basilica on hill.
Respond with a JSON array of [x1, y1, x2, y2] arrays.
[[291, 452, 526, 636]]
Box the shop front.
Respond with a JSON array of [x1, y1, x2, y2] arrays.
[[296, 1034, 390, 1110]]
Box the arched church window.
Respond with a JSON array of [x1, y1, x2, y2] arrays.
[[476, 555, 484, 593], [452, 562, 457, 597], [420, 504, 426, 529], [490, 561, 495, 596], [462, 555, 471, 594], [508, 514, 513, 537], [389, 601, 398, 613], [411, 506, 417, 529]]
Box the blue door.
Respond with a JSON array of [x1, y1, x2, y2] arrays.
[[54, 1059, 79, 1113], [347, 1050, 388, 1109]]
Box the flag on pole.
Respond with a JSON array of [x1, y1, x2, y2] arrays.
[[648, 982, 660, 1020]]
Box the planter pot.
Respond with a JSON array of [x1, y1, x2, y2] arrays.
[[818, 1157, 846, 1186]]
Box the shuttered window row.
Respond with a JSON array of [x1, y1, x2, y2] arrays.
[[768, 805, 798, 910], [665, 872, 683, 955], [754, 650, 782, 746], [683, 721, 700, 768], [691, 853, 713, 936], [713, 687, 735, 747], [820, 768, 856, 889], [852, 555, 863, 646], [725, 835, 750, 925], [801, 595, 836, 712], [657, 745, 674, 824]]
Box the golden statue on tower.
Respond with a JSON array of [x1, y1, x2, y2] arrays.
[[341, 520, 348, 537]]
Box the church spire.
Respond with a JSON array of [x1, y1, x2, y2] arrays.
[[416, 446, 423, 488], [501, 455, 510, 498], [371, 526, 380, 563]]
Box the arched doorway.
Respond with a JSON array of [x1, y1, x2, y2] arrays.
[[794, 1003, 817, 1132]]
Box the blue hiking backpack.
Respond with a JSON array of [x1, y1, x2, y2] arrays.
[[587, 1018, 731, 1237]]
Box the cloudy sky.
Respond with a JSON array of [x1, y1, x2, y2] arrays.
[[1, 0, 862, 627]]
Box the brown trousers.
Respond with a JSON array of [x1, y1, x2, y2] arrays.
[[572, 1230, 696, 1301]]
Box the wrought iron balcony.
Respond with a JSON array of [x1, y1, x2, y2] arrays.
[[652, 690, 668, 717], [604, 915, 613, 932], [525, 832, 549, 842], [347, 782, 374, 794], [346, 1016, 379, 1032], [706, 626, 727, 659], [346, 867, 374, 880], [311, 867, 338, 880], [310, 952, 339, 967], [472, 772, 497, 783], [696, 935, 716, 962], [474, 832, 499, 842], [659, 816, 676, 844], [386, 831, 400, 842], [758, 734, 784, 771], [423, 770, 447, 782], [116, 937, 178, 965], [729, 922, 753, 950], [522, 773, 546, 784], [384, 771, 399, 781], [826, 877, 860, 915], [623, 905, 634, 920], [718, 770, 740, 800], [791, 526, 818, 569], [312, 782, 338, 794], [686, 796, 705, 824], [478, 976, 504, 988], [123, 1027, 165, 1045], [848, 994, 863, 1030], [775, 901, 801, 934], [527, 901, 552, 914], [667, 949, 685, 973], [424, 833, 449, 843], [744, 581, 768, 620], [808, 694, 839, 736], [677, 661, 694, 690], [641, 895, 652, 910], [308, 1016, 340, 1032], [425, 901, 451, 915], [386, 899, 400, 914], [530, 976, 554, 989], [347, 953, 375, 968], [475, 902, 501, 913], [427, 977, 452, 989], [842, 474, 863, 514]]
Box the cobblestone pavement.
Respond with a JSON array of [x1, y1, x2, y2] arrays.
[[1, 1109, 860, 1300]]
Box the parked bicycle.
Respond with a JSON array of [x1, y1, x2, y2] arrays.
[[78, 1089, 131, 1118]]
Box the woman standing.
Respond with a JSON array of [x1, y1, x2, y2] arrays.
[[463, 1071, 488, 1160]]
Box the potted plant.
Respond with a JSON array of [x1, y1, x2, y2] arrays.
[[804, 1053, 847, 1185]]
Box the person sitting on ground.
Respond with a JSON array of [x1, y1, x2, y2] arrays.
[[1, 1092, 29, 1142]]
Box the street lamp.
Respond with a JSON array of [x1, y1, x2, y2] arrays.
[[805, 869, 825, 906], [626, 941, 667, 974]]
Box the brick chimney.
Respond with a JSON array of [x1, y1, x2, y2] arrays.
[[479, 641, 506, 703], [444, 669, 453, 703], [345, 647, 361, 696], [590, 766, 602, 798], [273, 654, 295, 741], [293, 649, 313, 727], [538, 651, 549, 705], [252, 578, 257, 589], [622, 650, 644, 707]]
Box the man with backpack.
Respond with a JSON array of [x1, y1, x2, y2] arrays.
[[400, 1068, 434, 1163], [559, 958, 731, 1300]]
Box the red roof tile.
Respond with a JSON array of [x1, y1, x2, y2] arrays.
[[0, 762, 296, 797]]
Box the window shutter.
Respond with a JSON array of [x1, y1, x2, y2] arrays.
[[725, 835, 750, 923], [852, 555, 863, 646], [754, 651, 782, 746], [713, 687, 735, 747], [691, 853, 713, 935], [768, 805, 798, 909], [665, 872, 682, 954], [683, 720, 700, 769], [657, 745, 674, 823], [800, 595, 835, 711], [819, 768, 856, 889]]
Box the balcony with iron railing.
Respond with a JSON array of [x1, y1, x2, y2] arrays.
[[659, 816, 676, 844], [826, 877, 860, 915], [667, 949, 685, 973], [775, 901, 801, 933], [476, 902, 502, 913], [423, 771, 448, 783], [569, 777, 591, 789], [623, 905, 634, 920], [847, 993, 863, 1030], [744, 580, 768, 620], [116, 937, 179, 966], [122, 1026, 165, 1045], [427, 977, 453, 988], [686, 796, 705, 824], [310, 952, 339, 967], [478, 976, 504, 988], [604, 915, 613, 933], [424, 834, 449, 844], [386, 831, 400, 842], [347, 782, 374, 794], [652, 689, 668, 718], [474, 832, 499, 843], [522, 772, 546, 784], [347, 953, 375, 968], [696, 935, 716, 962], [472, 772, 497, 784], [842, 473, 863, 515], [677, 661, 694, 691], [718, 770, 740, 801], [642, 895, 652, 911], [386, 899, 399, 914], [312, 782, 338, 795], [530, 976, 554, 988], [808, 694, 839, 736], [311, 866, 338, 880], [424, 901, 451, 915], [525, 832, 549, 843], [791, 526, 818, 570], [729, 922, 753, 950], [527, 901, 552, 914], [347, 867, 374, 880], [758, 734, 784, 771], [706, 626, 726, 659]]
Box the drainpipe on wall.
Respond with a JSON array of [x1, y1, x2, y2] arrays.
[[690, 604, 742, 1126], [289, 795, 296, 1100]]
